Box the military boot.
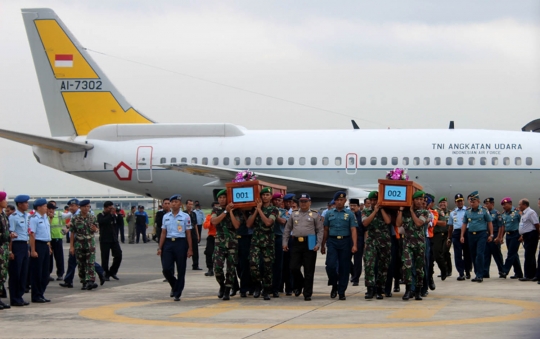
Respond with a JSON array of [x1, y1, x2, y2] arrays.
[[393, 279, 400, 292], [263, 288, 271, 301], [223, 287, 231, 301], [81, 283, 87, 290], [414, 287, 423, 300], [402, 285, 412, 301], [217, 278, 225, 298], [376, 287, 384, 300], [365, 287, 374, 300], [253, 283, 261, 298]]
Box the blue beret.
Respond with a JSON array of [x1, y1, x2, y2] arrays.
[[14, 195, 30, 203], [299, 193, 311, 200], [333, 191, 346, 200], [469, 191, 480, 200], [330, 200, 335, 205], [425, 196, 433, 205], [170, 194, 182, 201], [79, 200, 91, 207], [283, 193, 295, 201], [33, 198, 47, 208], [67, 198, 80, 206]]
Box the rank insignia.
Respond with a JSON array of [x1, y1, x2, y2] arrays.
[[295, 212, 299, 216], [309, 212, 313, 217], [468, 218, 471, 222], [295, 220, 298, 224], [344, 214, 349, 220]]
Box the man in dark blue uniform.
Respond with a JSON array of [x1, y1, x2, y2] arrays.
[[349, 198, 365, 287], [8, 195, 31, 306], [28, 199, 52, 303], [499, 197, 523, 279], [448, 194, 472, 280], [483, 198, 504, 278]]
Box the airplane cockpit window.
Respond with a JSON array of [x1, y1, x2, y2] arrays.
[[300, 157, 306, 165], [435, 157, 441, 165], [492, 157, 498, 165], [391, 157, 398, 165], [266, 157, 272, 165], [335, 157, 342, 166], [469, 157, 475, 165], [245, 157, 251, 166], [457, 157, 463, 165], [480, 157, 487, 165], [322, 157, 329, 165], [413, 157, 420, 166], [311, 157, 317, 165], [234, 157, 241, 166], [181, 157, 187, 163], [515, 157, 522, 166], [288, 157, 295, 165], [212, 157, 218, 165], [256, 157, 262, 165], [423, 157, 430, 165], [191, 157, 197, 164], [277, 157, 283, 165], [171, 157, 177, 164], [503, 157, 510, 166], [202, 157, 209, 165], [370, 157, 377, 165], [381, 157, 388, 165], [403, 157, 409, 165], [160, 157, 166, 164], [360, 157, 367, 166], [224, 157, 230, 166], [526, 157, 533, 165]]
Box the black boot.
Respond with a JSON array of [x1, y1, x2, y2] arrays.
[[263, 288, 271, 301], [253, 283, 261, 298], [393, 280, 400, 292], [365, 286, 374, 300], [205, 269, 214, 277], [217, 279, 225, 299], [402, 285, 412, 301], [223, 287, 231, 300], [376, 287, 384, 300], [429, 277, 436, 290], [81, 283, 87, 290], [415, 287, 423, 300]]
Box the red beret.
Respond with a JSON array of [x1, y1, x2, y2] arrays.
[[272, 193, 283, 200]]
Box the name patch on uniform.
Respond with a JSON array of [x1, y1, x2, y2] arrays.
[[177, 220, 183, 232]]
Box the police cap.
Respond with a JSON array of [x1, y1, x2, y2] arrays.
[[47, 202, 58, 210], [454, 194, 464, 201], [299, 193, 311, 201]]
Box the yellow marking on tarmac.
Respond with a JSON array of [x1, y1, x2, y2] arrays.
[[386, 300, 450, 319], [172, 302, 242, 318]]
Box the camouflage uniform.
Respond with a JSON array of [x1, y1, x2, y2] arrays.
[[402, 209, 429, 287], [362, 208, 391, 288], [249, 205, 279, 290], [211, 207, 240, 288], [0, 212, 9, 290], [70, 213, 98, 283]]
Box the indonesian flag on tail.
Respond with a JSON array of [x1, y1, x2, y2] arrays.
[[55, 54, 73, 67]]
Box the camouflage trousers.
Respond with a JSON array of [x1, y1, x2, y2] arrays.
[[75, 240, 96, 283], [364, 236, 391, 287], [0, 244, 8, 287], [402, 241, 425, 287], [249, 239, 274, 289], [213, 239, 238, 288]]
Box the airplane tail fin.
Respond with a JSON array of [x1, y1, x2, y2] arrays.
[[22, 8, 153, 137]]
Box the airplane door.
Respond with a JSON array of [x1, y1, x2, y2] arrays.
[[346, 153, 357, 175], [136, 146, 153, 182]]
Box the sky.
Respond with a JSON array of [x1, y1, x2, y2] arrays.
[[0, 0, 539, 195]]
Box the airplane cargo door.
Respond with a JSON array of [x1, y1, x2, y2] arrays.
[[136, 146, 153, 182], [346, 153, 357, 175]]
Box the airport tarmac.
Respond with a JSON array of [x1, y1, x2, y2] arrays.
[[1, 236, 540, 339]]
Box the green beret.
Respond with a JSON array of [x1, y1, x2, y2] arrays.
[[260, 187, 272, 195], [216, 189, 227, 198], [367, 191, 378, 199], [412, 190, 425, 199], [438, 197, 447, 203]]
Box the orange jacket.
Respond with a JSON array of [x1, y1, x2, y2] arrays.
[[203, 214, 216, 236], [428, 209, 438, 238]]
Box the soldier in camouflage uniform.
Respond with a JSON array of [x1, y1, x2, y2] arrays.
[[69, 200, 99, 290], [362, 191, 391, 300], [397, 190, 429, 301], [0, 192, 10, 309], [210, 189, 241, 300], [247, 187, 279, 301]]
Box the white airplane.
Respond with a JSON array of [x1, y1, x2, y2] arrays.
[[1, 8, 539, 206]]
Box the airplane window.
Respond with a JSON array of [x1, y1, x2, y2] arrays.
[[515, 157, 522, 166], [202, 157, 209, 165], [212, 157, 218, 165], [335, 157, 342, 166], [370, 157, 377, 165], [360, 157, 366, 166], [392, 157, 398, 165], [381, 157, 388, 165], [256, 157, 262, 165], [446, 157, 452, 165], [469, 157, 475, 165], [266, 157, 272, 165], [224, 157, 230, 166], [457, 157, 463, 165], [191, 157, 197, 164], [413, 157, 420, 166], [300, 157, 306, 165], [181, 157, 187, 163], [349, 157, 355, 165], [277, 157, 283, 165], [234, 157, 240, 166], [480, 157, 486, 165], [492, 157, 498, 165], [403, 157, 409, 165], [526, 157, 533, 165], [311, 157, 317, 165], [423, 157, 430, 165], [434, 157, 441, 165], [160, 157, 166, 164], [245, 157, 251, 166], [503, 157, 510, 166], [322, 157, 329, 166], [288, 157, 294, 165], [171, 157, 177, 164]]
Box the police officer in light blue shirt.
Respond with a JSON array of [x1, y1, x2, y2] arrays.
[[447, 193, 472, 281], [8, 195, 31, 306], [157, 194, 193, 301], [29, 199, 52, 303]]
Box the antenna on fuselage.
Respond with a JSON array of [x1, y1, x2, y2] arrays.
[[449, 121, 455, 129], [351, 120, 360, 130]]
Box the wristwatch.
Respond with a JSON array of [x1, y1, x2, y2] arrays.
[[223, 211, 228, 214]]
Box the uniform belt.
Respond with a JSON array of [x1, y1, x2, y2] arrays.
[[293, 236, 306, 242], [36, 240, 51, 245], [329, 235, 349, 239], [12, 240, 29, 243], [468, 231, 487, 235], [506, 230, 518, 235], [166, 237, 185, 242]]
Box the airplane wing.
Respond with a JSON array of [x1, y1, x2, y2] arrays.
[[0, 128, 93, 153], [158, 163, 368, 198]]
